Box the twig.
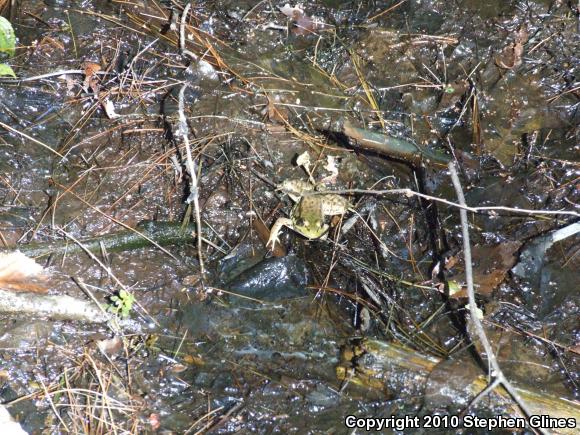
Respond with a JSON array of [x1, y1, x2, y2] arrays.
[[368, 0, 408, 22], [304, 188, 579, 218], [38, 376, 70, 432], [59, 228, 158, 327], [59, 228, 126, 290], [448, 162, 544, 433], [185, 406, 224, 434], [180, 3, 198, 60], [72, 276, 119, 334], [200, 400, 245, 434], [176, 3, 206, 278], [51, 181, 178, 260], [118, 37, 159, 90], [0, 120, 64, 158], [460, 377, 501, 417], [0, 69, 111, 82]]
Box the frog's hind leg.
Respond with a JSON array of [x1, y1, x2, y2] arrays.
[[267, 217, 293, 251]]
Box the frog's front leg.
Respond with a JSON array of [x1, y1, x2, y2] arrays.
[[267, 217, 293, 251]]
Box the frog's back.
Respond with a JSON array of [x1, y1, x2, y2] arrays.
[[279, 179, 314, 199], [319, 194, 350, 216]]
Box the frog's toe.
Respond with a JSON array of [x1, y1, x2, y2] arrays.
[[266, 233, 281, 251], [267, 218, 291, 251]]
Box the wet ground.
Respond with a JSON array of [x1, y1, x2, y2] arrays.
[[0, 0, 579, 433]]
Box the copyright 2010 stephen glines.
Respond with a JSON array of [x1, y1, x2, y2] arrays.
[[344, 414, 578, 431]]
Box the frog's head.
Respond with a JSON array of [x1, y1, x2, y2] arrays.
[[278, 179, 314, 202], [293, 215, 329, 239]]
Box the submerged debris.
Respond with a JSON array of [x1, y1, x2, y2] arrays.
[[0, 0, 578, 432]]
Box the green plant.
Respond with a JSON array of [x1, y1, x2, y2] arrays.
[[108, 289, 136, 318], [0, 15, 16, 77]]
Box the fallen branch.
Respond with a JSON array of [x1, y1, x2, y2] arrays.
[[0, 288, 109, 323], [7, 221, 214, 259], [448, 162, 544, 433], [337, 339, 580, 434]]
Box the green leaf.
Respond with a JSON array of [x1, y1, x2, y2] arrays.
[[0, 63, 15, 77], [0, 16, 16, 57]]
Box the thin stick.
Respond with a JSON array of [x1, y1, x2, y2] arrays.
[[180, 3, 198, 60], [178, 4, 205, 277], [305, 188, 579, 218], [59, 229, 127, 291], [38, 376, 70, 432], [0, 69, 114, 83], [0, 120, 65, 158], [51, 180, 178, 260], [72, 277, 119, 334], [368, 0, 408, 22], [59, 228, 158, 327], [448, 162, 544, 433]]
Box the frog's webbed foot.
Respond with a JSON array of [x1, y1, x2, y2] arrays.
[[267, 218, 292, 251]]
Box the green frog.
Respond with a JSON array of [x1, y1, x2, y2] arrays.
[[267, 179, 350, 251]]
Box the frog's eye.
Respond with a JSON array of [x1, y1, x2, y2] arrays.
[[296, 217, 306, 226]]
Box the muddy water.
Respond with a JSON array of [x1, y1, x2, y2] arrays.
[[0, 0, 578, 433]]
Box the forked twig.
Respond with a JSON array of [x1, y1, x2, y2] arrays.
[[448, 162, 545, 434], [176, 3, 205, 278]]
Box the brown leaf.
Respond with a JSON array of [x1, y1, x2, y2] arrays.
[[0, 252, 47, 293], [148, 413, 161, 430], [83, 62, 101, 77], [495, 27, 528, 69], [266, 95, 289, 124], [447, 241, 522, 298], [82, 62, 102, 94], [37, 36, 65, 53], [471, 241, 522, 296], [96, 336, 123, 356], [279, 4, 326, 36]]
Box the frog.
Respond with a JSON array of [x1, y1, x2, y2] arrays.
[[267, 179, 350, 251]]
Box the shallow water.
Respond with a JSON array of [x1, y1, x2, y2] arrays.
[[0, 0, 578, 432]]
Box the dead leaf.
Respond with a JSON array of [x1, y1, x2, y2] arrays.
[[448, 241, 522, 298], [82, 62, 101, 94], [279, 3, 327, 36], [58, 73, 76, 92], [471, 241, 522, 296], [96, 336, 123, 356], [279, 4, 304, 20], [0, 252, 47, 293], [265, 95, 289, 123], [37, 36, 65, 53], [438, 79, 469, 111], [148, 413, 161, 430], [103, 98, 120, 119], [169, 363, 188, 373], [495, 27, 528, 69], [83, 61, 101, 77], [320, 155, 339, 184], [182, 354, 205, 366]]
